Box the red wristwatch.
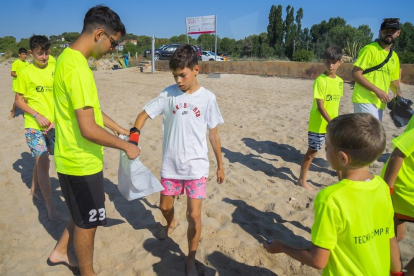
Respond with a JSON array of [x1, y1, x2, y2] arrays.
[[128, 127, 140, 145]]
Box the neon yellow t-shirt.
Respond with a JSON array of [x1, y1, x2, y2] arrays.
[[352, 42, 400, 110], [48, 55, 56, 65], [308, 73, 343, 134], [311, 175, 394, 276], [381, 116, 414, 217], [11, 59, 29, 92], [15, 64, 55, 130], [54, 47, 104, 176]]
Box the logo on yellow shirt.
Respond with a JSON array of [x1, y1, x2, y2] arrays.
[[36, 86, 44, 92]]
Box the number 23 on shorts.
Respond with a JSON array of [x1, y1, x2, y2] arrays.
[[89, 208, 106, 222]]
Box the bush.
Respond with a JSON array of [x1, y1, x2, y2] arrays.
[[399, 52, 414, 64], [291, 49, 314, 62]]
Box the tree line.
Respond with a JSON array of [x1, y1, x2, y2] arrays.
[[1, 5, 414, 63]]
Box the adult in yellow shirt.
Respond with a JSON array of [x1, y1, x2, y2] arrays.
[[297, 47, 343, 191], [352, 18, 403, 121], [265, 114, 402, 275], [15, 36, 60, 221], [383, 116, 414, 274], [10, 47, 29, 119], [47, 6, 139, 276]]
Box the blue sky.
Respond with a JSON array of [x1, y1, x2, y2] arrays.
[[1, 0, 413, 41]]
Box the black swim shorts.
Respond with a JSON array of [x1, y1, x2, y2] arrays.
[[58, 171, 107, 229]]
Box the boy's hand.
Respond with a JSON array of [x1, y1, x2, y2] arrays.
[[44, 122, 55, 133], [263, 239, 284, 254], [35, 113, 51, 127], [217, 168, 224, 184], [125, 142, 140, 159], [112, 126, 129, 137], [374, 89, 391, 103]]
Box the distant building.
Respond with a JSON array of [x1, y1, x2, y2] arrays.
[[60, 43, 71, 48]]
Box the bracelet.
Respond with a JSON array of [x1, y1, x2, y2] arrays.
[[390, 187, 394, 195], [33, 112, 39, 118], [130, 127, 140, 134], [390, 271, 405, 276]]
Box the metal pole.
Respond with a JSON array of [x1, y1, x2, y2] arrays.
[[186, 18, 189, 44], [214, 15, 217, 60], [151, 35, 155, 74]]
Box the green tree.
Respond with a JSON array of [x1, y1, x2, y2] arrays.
[[394, 22, 414, 53], [122, 41, 138, 55], [284, 5, 296, 58], [62, 32, 80, 43], [267, 5, 277, 47], [294, 7, 304, 52], [220, 37, 236, 54], [197, 34, 215, 51]]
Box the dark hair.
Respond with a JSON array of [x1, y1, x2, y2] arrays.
[[29, 35, 51, 51], [18, 48, 27, 54], [323, 46, 343, 62], [169, 44, 199, 71], [82, 5, 126, 36], [326, 113, 386, 168]]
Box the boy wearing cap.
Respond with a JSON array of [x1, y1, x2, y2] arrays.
[[352, 18, 402, 121]]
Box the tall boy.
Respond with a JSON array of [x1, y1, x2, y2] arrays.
[[48, 6, 139, 276], [297, 47, 343, 190], [10, 47, 29, 119], [265, 113, 402, 275], [130, 44, 224, 276], [14, 36, 60, 220], [383, 115, 414, 275]]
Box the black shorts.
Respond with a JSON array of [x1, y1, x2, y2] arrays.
[[58, 171, 107, 229]]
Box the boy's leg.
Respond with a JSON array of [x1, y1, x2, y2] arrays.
[[159, 194, 178, 236], [74, 226, 97, 276], [394, 215, 406, 242], [49, 217, 78, 268], [30, 160, 42, 200], [37, 153, 60, 220], [297, 148, 318, 191], [186, 197, 202, 276]]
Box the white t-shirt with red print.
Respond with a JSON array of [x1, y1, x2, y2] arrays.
[[144, 85, 224, 179]]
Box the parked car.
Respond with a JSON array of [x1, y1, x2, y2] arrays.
[[143, 44, 202, 60], [201, 51, 224, 61]]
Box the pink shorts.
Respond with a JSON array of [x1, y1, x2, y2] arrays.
[[161, 177, 207, 199]]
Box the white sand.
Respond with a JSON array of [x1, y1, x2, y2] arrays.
[[0, 66, 413, 275]]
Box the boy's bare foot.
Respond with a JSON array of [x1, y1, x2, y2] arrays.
[[46, 206, 61, 221], [48, 250, 78, 271], [30, 189, 43, 201], [166, 219, 179, 236], [186, 259, 198, 276], [296, 179, 316, 191]]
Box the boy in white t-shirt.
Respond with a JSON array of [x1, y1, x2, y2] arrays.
[[130, 44, 224, 276]]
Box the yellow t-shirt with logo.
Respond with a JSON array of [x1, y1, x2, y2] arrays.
[[308, 73, 343, 134], [16, 64, 55, 130], [352, 42, 400, 110], [54, 47, 104, 176], [311, 175, 394, 276], [381, 116, 414, 217], [11, 59, 29, 92]]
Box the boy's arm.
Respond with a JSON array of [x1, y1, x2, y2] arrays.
[[264, 240, 330, 270], [11, 71, 17, 77], [316, 99, 331, 123], [133, 110, 151, 130], [128, 110, 151, 146], [102, 111, 129, 137], [352, 66, 390, 102], [15, 93, 51, 127], [390, 236, 402, 273], [208, 127, 224, 184], [383, 147, 405, 189], [76, 107, 140, 159]]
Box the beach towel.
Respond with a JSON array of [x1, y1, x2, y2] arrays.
[[118, 135, 163, 201]]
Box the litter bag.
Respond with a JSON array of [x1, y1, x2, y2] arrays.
[[118, 136, 163, 201]]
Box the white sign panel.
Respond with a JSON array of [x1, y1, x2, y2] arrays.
[[186, 15, 216, 35]]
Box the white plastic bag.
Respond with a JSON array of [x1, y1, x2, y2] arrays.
[[117, 136, 163, 201]]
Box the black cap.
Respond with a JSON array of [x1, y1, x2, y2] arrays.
[[381, 21, 400, 30]]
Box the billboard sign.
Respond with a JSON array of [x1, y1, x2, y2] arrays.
[[186, 15, 216, 35]]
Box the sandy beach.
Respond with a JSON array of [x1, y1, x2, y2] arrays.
[[0, 64, 413, 276]]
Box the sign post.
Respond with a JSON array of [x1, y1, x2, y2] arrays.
[[185, 15, 217, 58]]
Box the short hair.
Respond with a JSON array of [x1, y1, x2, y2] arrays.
[[169, 44, 198, 71], [326, 113, 386, 168], [29, 35, 51, 51], [82, 5, 126, 36], [323, 46, 343, 62], [18, 48, 27, 54]]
